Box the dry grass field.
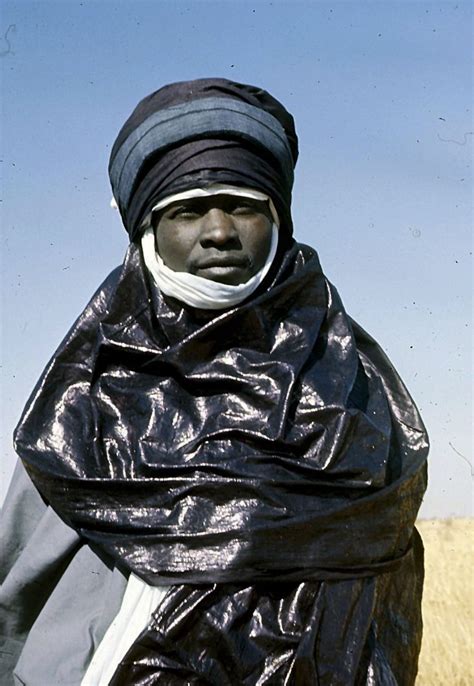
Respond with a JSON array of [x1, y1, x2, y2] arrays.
[[416, 518, 473, 685]]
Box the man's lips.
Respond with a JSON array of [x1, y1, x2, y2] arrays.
[[193, 255, 250, 270]]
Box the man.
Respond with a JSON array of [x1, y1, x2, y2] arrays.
[[0, 78, 428, 685]]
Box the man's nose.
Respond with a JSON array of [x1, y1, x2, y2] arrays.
[[200, 209, 239, 246]]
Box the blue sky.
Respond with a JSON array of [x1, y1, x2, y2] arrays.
[[1, 0, 472, 517]]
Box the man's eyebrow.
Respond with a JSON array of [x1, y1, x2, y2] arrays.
[[161, 199, 201, 212]]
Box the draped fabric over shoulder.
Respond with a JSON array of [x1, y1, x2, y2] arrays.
[[11, 79, 428, 684]]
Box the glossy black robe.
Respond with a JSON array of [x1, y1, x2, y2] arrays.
[[14, 242, 428, 684]]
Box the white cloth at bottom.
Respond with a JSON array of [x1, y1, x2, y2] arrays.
[[81, 574, 168, 686]]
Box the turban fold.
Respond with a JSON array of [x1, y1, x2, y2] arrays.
[[108, 78, 299, 242]]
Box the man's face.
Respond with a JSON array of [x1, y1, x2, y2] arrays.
[[154, 195, 274, 286]]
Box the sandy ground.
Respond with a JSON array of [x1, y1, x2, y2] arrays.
[[416, 518, 473, 685]]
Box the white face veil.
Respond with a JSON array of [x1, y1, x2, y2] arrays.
[[139, 184, 280, 310]]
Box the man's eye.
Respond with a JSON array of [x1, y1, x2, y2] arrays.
[[169, 207, 200, 219], [232, 204, 256, 215]]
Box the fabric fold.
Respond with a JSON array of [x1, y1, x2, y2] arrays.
[[14, 243, 427, 586], [13, 241, 428, 684]]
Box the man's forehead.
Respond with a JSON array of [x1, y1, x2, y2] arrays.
[[161, 195, 269, 209]]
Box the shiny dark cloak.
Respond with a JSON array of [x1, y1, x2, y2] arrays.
[[14, 243, 428, 684]]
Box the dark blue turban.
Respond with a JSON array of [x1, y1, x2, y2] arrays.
[[108, 78, 299, 243]]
